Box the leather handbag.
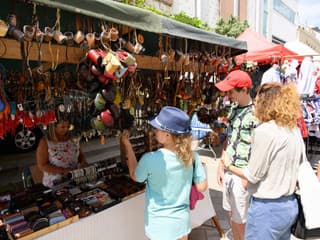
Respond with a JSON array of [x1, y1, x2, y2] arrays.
[[189, 161, 204, 210]]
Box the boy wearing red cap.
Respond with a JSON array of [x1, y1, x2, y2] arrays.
[[215, 70, 257, 240]]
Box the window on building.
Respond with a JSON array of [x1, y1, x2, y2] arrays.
[[263, 0, 269, 36], [273, 0, 295, 23]]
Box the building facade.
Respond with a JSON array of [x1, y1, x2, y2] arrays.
[[297, 26, 320, 53], [145, 0, 220, 28], [220, 0, 298, 43]]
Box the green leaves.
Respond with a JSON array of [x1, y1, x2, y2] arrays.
[[214, 15, 249, 38], [120, 1, 248, 36]]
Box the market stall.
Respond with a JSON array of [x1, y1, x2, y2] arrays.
[[0, 0, 247, 239]]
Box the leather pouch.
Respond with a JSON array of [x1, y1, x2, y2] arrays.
[[30, 217, 49, 231], [39, 203, 58, 216]]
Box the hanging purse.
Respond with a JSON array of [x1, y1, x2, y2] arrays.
[[189, 160, 204, 210]]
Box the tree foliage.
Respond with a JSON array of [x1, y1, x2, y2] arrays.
[[214, 15, 249, 38]]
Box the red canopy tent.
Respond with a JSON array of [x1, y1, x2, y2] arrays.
[[235, 28, 300, 65], [237, 28, 276, 52]]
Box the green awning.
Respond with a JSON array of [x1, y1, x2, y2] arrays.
[[32, 0, 247, 56]]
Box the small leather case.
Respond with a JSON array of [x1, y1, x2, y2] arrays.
[[30, 217, 49, 231], [25, 211, 41, 222], [48, 210, 66, 225], [13, 227, 33, 238], [39, 203, 58, 216], [21, 205, 40, 216], [2, 212, 24, 225], [9, 220, 29, 234]]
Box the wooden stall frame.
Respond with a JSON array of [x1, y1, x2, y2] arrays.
[[0, 38, 215, 72]]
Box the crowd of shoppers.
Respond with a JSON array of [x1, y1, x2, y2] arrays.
[[120, 70, 315, 240]]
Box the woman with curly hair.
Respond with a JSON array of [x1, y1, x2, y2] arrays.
[[222, 82, 303, 240], [120, 106, 207, 240]]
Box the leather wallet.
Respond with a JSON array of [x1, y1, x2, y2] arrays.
[[9, 220, 29, 234], [39, 203, 58, 216], [30, 217, 49, 231], [2, 212, 24, 225]]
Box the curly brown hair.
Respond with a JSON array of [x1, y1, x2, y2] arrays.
[[254, 82, 301, 128], [172, 133, 194, 167]]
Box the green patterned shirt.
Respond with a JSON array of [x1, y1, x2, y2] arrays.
[[226, 104, 257, 168]]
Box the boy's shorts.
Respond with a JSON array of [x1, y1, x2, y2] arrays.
[[222, 172, 250, 224]]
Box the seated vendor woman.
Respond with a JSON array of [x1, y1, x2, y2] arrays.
[[36, 120, 88, 187]]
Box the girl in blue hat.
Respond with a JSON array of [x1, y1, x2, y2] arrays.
[[121, 106, 207, 240]]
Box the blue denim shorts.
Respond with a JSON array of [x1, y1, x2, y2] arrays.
[[245, 195, 298, 240]]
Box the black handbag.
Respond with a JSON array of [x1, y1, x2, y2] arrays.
[[291, 194, 320, 239]]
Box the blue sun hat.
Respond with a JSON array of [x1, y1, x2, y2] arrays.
[[149, 106, 191, 134]]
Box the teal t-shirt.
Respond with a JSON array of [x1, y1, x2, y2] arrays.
[[135, 149, 206, 240]]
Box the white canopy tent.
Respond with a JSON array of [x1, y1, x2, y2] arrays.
[[284, 41, 320, 61]]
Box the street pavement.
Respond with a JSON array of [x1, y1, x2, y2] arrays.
[[188, 150, 230, 240]]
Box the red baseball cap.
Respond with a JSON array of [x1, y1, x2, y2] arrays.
[[215, 70, 252, 92]]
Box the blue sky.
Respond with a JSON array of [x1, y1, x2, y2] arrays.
[[298, 0, 320, 27]]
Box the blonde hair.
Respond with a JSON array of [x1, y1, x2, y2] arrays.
[[172, 133, 194, 167], [254, 82, 300, 128]]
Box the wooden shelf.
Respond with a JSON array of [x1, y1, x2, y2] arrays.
[[0, 38, 214, 71]]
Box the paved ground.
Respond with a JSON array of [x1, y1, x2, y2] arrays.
[[188, 150, 230, 240]]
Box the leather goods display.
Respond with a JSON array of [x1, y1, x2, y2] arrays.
[[30, 217, 49, 231], [39, 202, 59, 216], [8, 220, 29, 234], [100, 109, 114, 127], [66, 200, 92, 218], [54, 189, 75, 204], [48, 210, 66, 225], [25, 211, 42, 222], [2, 212, 24, 224], [75, 188, 119, 213], [104, 175, 145, 200], [13, 227, 33, 238], [20, 205, 40, 216]]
